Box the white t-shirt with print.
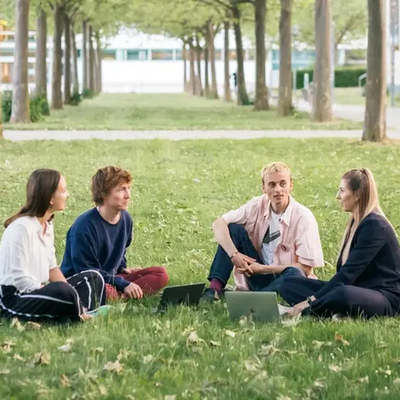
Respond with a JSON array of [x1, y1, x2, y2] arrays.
[[260, 211, 282, 265]]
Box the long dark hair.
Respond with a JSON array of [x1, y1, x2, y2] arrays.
[[4, 169, 61, 228]]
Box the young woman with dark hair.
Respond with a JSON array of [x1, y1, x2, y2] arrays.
[[279, 168, 400, 318], [0, 169, 106, 322]]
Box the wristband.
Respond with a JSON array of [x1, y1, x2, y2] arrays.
[[230, 251, 239, 259]]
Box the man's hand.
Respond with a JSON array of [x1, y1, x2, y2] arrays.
[[287, 300, 309, 316], [123, 283, 143, 299], [232, 253, 256, 277]]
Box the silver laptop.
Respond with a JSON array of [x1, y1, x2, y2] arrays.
[[225, 292, 280, 322]]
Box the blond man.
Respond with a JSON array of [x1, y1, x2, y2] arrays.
[[201, 162, 324, 302]]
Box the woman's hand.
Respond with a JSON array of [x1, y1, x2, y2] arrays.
[[287, 300, 310, 316]]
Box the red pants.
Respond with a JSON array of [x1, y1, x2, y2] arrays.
[[106, 266, 169, 300]]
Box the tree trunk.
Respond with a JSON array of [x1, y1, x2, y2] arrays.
[[10, 0, 30, 123], [183, 42, 188, 92], [224, 21, 232, 102], [35, 8, 48, 105], [71, 26, 79, 95], [88, 25, 95, 93], [254, 0, 269, 110], [63, 13, 71, 104], [232, 6, 250, 105], [208, 20, 219, 99], [51, 3, 63, 109], [278, 0, 293, 116], [82, 20, 88, 91], [95, 32, 102, 94], [204, 43, 210, 96], [363, 0, 386, 141], [312, 0, 332, 122], [189, 42, 197, 95], [195, 39, 203, 96]]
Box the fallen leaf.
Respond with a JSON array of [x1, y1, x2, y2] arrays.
[[210, 340, 222, 347], [329, 365, 342, 372], [224, 330, 236, 338], [277, 396, 291, 400], [103, 360, 123, 373], [117, 350, 130, 361], [99, 385, 108, 395], [58, 343, 72, 353], [356, 376, 369, 383], [94, 347, 104, 354], [61, 374, 70, 387], [186, 331, 205, 345], [377, 368, 391, 376], [281, 315, 302, 327], [312, 340, 325, 349], [34, 352, 50, 366], [13, 354, 25, 361], [393, 378, 400, 385], [244, 356, 262, 372], [165, 396, 176, 400], [143, 355, 154, 364], [377, 342, 387, 349], [318, 355, 323, 362], [259, 345, 279, 357], [313, 380, 325, 388], [10, 318, 25, 332], [335, 334, 350, 346], [26, 321, 41, 330], [0, 370, 10, 375]]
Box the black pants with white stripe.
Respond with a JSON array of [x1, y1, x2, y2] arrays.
[[0, 270, 106, 322]]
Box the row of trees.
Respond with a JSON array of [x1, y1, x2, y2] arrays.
[[0, 0, 386, 141]]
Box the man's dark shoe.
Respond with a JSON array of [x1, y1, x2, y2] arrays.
[[200, 288, 221, 303]]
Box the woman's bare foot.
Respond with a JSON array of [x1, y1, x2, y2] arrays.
[[80, 313, 93, 322]]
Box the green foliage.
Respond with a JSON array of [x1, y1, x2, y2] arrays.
[[4, 93, 362, 131], [296, 68, 367, 89], [1, 90, 13, 123], [29, 95, 46, 122], [70, 91, 82, 106], [1, 138, 400, 398], [82, 88, 94, 99]]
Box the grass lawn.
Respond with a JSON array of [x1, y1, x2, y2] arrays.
[[1, 138, 400, 399], [3, 93, 362, 131]]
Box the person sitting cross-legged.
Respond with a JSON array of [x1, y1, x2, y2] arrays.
[[61, 166, 169, 301], [201, 161, 324, 302]]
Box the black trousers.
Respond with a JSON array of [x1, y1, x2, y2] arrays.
[[0, 270, 106, 322], [278, 275, 395, 318], [208, 223, 305, 292]]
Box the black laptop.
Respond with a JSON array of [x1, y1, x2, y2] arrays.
[[157, 283, 205, 311]]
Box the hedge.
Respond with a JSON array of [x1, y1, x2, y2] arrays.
[[295, 68, 367, 89]]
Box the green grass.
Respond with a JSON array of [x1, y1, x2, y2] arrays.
[[1, 138, 400, 399], [3, 93, 362, 131]]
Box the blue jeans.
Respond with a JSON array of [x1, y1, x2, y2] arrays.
[[207, 223, 305, 292]]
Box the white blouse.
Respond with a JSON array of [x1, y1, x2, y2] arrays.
[[0, 216, 57, 293]]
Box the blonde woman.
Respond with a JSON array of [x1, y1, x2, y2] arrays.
[[279, 168, 400, 318]]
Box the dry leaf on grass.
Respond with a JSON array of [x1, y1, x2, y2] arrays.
[[2, 340, 16, 354], [103, 360, 123, 374], [356, 376, 369, 384], [143, 355, 154, 364], [328, 365, 342, 372], [186, 331, 205, 346], [58, 343, 73, 353], [99, 385, 108, 395], [335, 334, 350, 346], [164, 396, 176, 400], [10, 318, 25, 332], [94, 347, 104, 354], [224, 330, 236, 338], [210, 340, 222, 347], [377, 368, 391, 376], [244, 356, 262, 372], [281, 315, 302, 327], [259, 345, 279, 357], [60, 374, 70, 387], [393, 378, 400, 385], [277, 396, 291, 400], [13, 354, 25, 361], [0, 369, 10, 375], [26, 321, 41, 330], [313, 380, 325, 388], [34, 352, 50, 366]]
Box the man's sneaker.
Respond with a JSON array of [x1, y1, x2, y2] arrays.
[[199, 288, 221, 303]]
